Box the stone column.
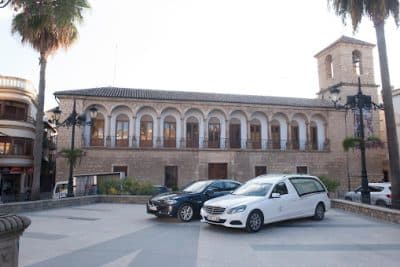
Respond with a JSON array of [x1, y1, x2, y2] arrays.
[[305, 122, 310, 151], [106, 115, 111, 147], [287, 122, 291, 150], [131, 116, 136, 148], [267, 121, 272, 149], [0, 214, 31, 267], [180, 118, 185, 149], [246, 121, 252, 149], [203, 118, 208, 148], [225, 119, 230, 149], [156, 116, 161, 148]]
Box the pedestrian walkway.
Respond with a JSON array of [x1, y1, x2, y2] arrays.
[[19, 204, 400, 267]]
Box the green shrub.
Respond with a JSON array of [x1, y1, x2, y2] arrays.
[[99, 177, 155, 195], [318, 176, 340, 192]]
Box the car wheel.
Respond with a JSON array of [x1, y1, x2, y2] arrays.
[[178, 203, 194, 222], [345, 196, 352, 201], [376, 200, 387, 207], [313, 203, 325, 221], [245, 210, 264, 233]]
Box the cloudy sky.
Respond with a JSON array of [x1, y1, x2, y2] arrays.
[[1, 0, 399, 109]]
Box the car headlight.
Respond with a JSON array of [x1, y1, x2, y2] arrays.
[[164, 199, 177, 205], [227, 205, 246, 214]]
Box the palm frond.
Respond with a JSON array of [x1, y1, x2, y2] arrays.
[[59, 148, 84, 168]]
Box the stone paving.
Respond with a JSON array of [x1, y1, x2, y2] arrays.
[[19, 203, 400, 267]]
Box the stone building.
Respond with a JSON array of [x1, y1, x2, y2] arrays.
[[54, 36, 386, 191]]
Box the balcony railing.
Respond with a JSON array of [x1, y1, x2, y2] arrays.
[[0, 114, 35, 124], [0, 75, 36, 93], [81, 135, 330, 152]]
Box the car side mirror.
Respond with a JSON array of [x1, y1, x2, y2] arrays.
[[205, 189, 215, 197], [271, 193, 281, 198]]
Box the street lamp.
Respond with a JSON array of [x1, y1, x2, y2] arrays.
[[330, 58, 383, 205], [52, 99, 97, 197]]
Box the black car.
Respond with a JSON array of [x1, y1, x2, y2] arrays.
[[146, 179, 241, 222], [152, 185, 170, 195]]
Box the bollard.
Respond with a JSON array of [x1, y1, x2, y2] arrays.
[[0, 213, 31, 267]]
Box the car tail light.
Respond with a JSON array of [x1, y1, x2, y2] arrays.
[[387, 194, 391, 199]]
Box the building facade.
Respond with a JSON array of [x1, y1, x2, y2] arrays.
[[0, 75, 37, 201], [54, 37, 386, 191]]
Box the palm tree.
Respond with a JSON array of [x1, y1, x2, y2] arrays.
[[328, 0, 400, 209], [11, 0, 90, 199]]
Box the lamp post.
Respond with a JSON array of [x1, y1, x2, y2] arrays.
[[52, 99, 97, 197], [330, 59, 383, 205]]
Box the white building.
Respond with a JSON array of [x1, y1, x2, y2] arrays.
[[0, 75, 37, 201]]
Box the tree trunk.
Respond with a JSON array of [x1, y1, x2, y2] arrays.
[[31, 52, 47, 200], [374, 21, 400, 209]]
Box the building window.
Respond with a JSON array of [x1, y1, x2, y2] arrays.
[[186, 117, 199, 148], [140, 115, 153, 148], [116, 114, 129, 147], [296, 166, 308, 174], [91, 113, 105, 146], [112, 165, 128, 178], [229, 119, 241, 149], [255, 166, 267, 177], [310, 122, 318, 150], [250, 121, 261, 149], [291, 121, 299, 150], [271, 121, 280, 149], [0, 137, 33, 156], [325, 55, 333, 79], [164, 116, 176, 148], [352, 50, 362, 75], [208, 118, 220, 148], [0, 100, 28, 121]]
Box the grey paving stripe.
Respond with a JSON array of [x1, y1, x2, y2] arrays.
[[273, 223, 391, 228], [23, 232, 67, 240], [26, 214, 100, 221], [26, 222, 201, 267], [69, 207, 113, 212], [252, 244, 400, 251]]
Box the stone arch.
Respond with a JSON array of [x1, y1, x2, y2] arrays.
[[83, 104, 108, 147], [136, 106, 158, 147], [310, 114, 327, 151], [352, 49, 362, 75], [110, 105, 133, 147], [325, 54, 333, 79], [207, 109, 227, 148], [250, 111, 268, 148], [184, 108, 205, 148], [271, 113, 289, 150], [291, 113, 308, 150], [229, 110, 247, 148], [160, 107, 182, 148]]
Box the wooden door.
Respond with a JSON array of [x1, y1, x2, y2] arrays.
[[208, 163, 227, 179]]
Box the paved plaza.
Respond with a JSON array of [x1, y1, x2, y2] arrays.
[[19, 203, 400, 267]]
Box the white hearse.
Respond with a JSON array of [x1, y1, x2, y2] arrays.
[[201, 174, 330, 232]]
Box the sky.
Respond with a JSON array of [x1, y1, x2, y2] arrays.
[[0, 0, 399, 110]]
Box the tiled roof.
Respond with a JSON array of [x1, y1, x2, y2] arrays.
[[314, 35, 375, 57], [55, 87, 333, 108]]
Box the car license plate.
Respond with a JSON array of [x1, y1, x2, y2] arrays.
[[207, 215, 220, 222], [149, 205, 157, 211]]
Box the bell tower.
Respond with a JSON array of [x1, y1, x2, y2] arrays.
[[314, 36, 379, 104]]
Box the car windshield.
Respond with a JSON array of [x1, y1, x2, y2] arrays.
[[182, 181, 212, 193], [232, 182, 272, 197]]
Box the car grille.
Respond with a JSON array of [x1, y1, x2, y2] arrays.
[[204, 205, 225, 215]]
